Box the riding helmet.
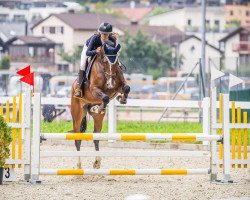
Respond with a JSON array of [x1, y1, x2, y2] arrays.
[[98, 22, 113, 34]]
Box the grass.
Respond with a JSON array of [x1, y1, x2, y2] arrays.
[[41, 120, 202, 134], [41, 120, 250, 145]]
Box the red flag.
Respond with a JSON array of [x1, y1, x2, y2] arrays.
[[16, 65, 30, 76], [20, 72, 34, 86]]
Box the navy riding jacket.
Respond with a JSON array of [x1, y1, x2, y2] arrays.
[[85, 34, 117, 57]]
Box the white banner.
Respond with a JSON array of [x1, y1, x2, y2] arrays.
[[210, 67, 225, 81], [229, 74, 244, 88]]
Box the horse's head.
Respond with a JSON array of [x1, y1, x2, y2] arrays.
[[99, 44, 121, 89]]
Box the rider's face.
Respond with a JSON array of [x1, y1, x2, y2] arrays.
[[101, 33, 110, 40]]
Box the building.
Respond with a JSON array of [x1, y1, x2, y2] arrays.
[[112, 7, 152, 23], [219, 26, 250, 71], [0, 1, 83, 23], [117, 25, 222, 73], [31, 13, 125, 71], [0, 22, 27, 60], [148, 7, 226, 33], [225, 3, 250, 26], [174, 35, 222, 73], [5, 36, 56, 71], [147, 6, 227, 47]]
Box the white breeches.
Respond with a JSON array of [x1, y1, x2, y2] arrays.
[[80, 45, 88, 70]]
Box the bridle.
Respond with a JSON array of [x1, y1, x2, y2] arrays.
[[99, 44, 119, 83]]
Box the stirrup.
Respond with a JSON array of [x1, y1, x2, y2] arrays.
[[74, 89, 82, 98]]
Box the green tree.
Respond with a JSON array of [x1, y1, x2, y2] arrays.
[[0, 54, 10, 70], [58, 46, 82, 71], [120, 31, 173, 79]]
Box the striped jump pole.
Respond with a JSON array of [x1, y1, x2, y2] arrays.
[[40, 168, 210, 176], [41, 133, 221, 142]]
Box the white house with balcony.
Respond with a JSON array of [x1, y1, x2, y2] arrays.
[[147, 6, 227, 48]]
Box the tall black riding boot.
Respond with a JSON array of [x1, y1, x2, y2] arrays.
[[74, 70, 85, 98]]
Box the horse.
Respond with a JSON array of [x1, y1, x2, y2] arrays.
[[70, 45, 130, 169]]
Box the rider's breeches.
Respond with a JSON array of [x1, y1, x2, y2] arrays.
[[80, 45, 88, 70]]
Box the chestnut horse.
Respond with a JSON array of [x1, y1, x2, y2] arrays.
[[71, 47, 130, 169]]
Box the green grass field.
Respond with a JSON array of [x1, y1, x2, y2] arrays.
[[41, 120, 202, 133], [41, 120, 250, 145]]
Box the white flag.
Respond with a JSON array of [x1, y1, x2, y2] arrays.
[[211, 67, 225, 81], [229, 74, 244, 88]]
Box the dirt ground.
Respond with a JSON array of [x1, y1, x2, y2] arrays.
[[1, 144, 249, 200]]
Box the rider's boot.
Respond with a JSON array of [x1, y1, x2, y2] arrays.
[[74, 70, 86, 98]]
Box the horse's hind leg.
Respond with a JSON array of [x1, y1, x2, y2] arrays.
[[91, 112, 105, 169]]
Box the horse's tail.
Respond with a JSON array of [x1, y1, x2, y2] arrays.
[[80, 116, 87, 133]]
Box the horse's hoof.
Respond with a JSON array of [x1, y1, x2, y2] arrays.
[[93, 156, 101, 169], [116, 95, 122, 101], [90, 105, 99, 114], [120, 98, 127, 104], [117, 95, 127, 104]]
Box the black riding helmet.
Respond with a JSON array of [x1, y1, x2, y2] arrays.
[[98, 22, 113, 34]]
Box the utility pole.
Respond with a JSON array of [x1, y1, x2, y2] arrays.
[[201, 0, 207, 97]]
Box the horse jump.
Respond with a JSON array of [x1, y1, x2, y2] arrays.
[[1, 87, 248, 183], [28, 87, 249, 184]]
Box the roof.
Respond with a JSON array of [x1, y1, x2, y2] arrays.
[[7, 36, 55, 45], [32, 13, 127, 30], [118, 25, 185, 43], [0, 22, 26, 42], [113, 7, 152, 22], [180, 35, 222, 53], [219, 27, 250, 42]]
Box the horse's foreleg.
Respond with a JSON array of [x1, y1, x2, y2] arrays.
[[71, 97, 86, 169], [117, 85, 130, 104], [91, 112, 105, 169], [91, 87, 109, 113]]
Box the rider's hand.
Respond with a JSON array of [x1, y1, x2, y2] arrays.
[[96, 47, 102, 53], [113, 33, 119, 39]]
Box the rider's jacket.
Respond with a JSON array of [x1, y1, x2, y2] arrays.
[[85, 34, 117, 57]]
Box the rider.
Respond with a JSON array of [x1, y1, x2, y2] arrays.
[[74, 22, 119, 97]]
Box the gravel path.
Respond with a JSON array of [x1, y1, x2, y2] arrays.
[[1, 144, 249, 200]]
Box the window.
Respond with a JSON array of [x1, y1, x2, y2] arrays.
[[246, 11, 249, 16], [42, 26, 44, 34], [55, 26, 64, 34], [187, 19, 192, 26], [44, 26, 50, 34], [206, 20, 210, 30], [214, 20, 220, 31], [58, 64, 69, 72], [230, 10, 233, 16], [49, 27, 55, 34], [13, 15, 25, 21]]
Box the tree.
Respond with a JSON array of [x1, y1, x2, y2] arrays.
[[0, 54, 10, 70], [58, 46, 82, 71], [119, 31, 173, 79]]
